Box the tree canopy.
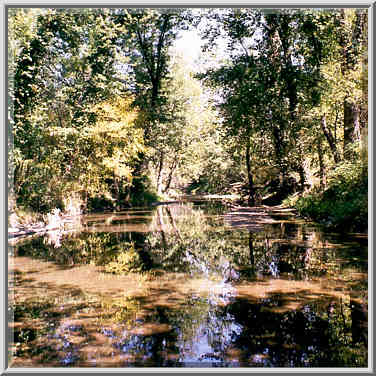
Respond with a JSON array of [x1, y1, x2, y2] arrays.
[[8, 7, 368, 230]]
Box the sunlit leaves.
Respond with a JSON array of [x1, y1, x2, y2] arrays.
[[105, 243, 144, 274], [198, 8, 367, 199], [89, 96, 144, 184], [9, 8, 143, 212]]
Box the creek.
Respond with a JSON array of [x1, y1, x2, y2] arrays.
[[8, 200, 368, 367]]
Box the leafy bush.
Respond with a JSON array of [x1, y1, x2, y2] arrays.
[[293, 161, 367, 232]]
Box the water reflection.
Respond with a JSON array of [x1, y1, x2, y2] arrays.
[[9, 202, 367, 367], [17, 293, 364, 367]]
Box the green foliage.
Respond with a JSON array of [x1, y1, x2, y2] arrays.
[[197, 8, 367, 222], [102, 295, 142, 324], [129, 176, 159, 206], [152, 53, 243, 195], [198, 9, 338, 196], [10, 207, 44, 227], [14, 232, 139, 268], [9, 9, 144, 214], [112, 9, 193, 144], [294, 160, 367, 231], [105, 243, 144, 274], [87, 196, 116, 212], [9, 7, 368, 234]]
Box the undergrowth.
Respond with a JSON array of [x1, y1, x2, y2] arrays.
[[285, 160, 368, 232]]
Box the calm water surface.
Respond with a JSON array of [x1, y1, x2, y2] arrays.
[[9, 201, 368, 367]]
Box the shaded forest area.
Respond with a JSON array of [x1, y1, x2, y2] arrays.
[[8, 8, 368, 232]]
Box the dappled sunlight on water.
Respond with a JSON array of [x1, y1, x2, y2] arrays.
[[8, 201, 367, 367]]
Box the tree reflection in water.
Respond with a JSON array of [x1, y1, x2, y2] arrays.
[[9, 202, 367, 367]]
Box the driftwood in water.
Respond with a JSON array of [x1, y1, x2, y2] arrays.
[[224, 205, 296, 231]]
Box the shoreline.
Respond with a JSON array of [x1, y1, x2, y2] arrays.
[[8, 213, 82, 245], [8, 198, 367, 245]]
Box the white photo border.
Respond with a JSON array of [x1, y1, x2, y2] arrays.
[[1, 1, 374, 374]]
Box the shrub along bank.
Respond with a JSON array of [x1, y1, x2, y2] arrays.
[[287, 161, 368, 233]]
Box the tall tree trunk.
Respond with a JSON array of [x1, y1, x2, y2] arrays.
[[296, 143, 306, 192], [132, 15, 170, 175], [113, 175, 120, 211], [352, 104, 361, 142], [157, 151, 164, 195], [297, 166, 305, 192], [317, 139, 327, 190], [162, 158, 178, 194], [321, 115, 340, 164], [245, 138, 255, 206], [273, 123, 288, 193], [339, 9, 366, 159], [343, 100, 360, 157]]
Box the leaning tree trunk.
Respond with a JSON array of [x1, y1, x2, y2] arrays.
[[162, 158, 178, 194], [156, 151, 164, 195]]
